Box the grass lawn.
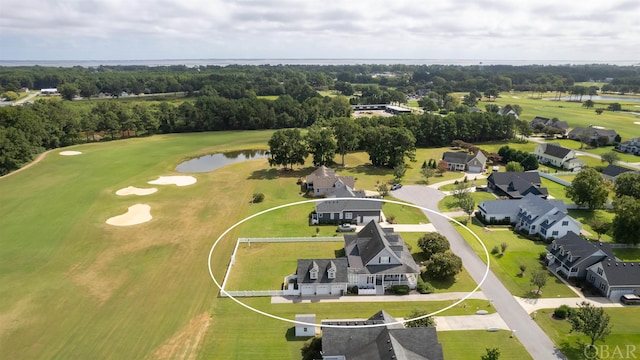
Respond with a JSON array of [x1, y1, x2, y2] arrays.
[[383, 200, 431, 224], [567, 209, 615, 242], [614, 248, 640, 261], [438, 192, 497, 212], [484, 93, 640, 141], [543, 139, 640, 164], [456, 219, 578, 298], [541, 178, 572, 203], [535, 307, 640, 360], [257, 95, 280, 100], [439, 330, 533, 360], [438, 178, 488, 191]]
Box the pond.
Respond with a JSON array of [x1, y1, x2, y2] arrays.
[[559, 95, 640, 102], [175, 149, 269, 173]]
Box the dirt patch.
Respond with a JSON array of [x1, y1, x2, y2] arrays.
[[116, 186, 158, 196], [150, 312, 212, 360], [148, 176, 197, 187], [106, 204, 152, 226], [59, 151, 82, 156], [0, 298, 32, 337]]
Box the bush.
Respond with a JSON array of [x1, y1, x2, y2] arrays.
[[391, 285, 410, 295], [417, 277, 434, 294], [553, 305, 573, 319], [491, 246, 500, 255], [348, 286, 358, 295], [252, 192, 265, 203], [539, 252, 548, 262]]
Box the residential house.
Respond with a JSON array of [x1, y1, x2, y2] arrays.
[[530, 116, 570, 136], [568, 126, 619, 145], [344, 221, 420, 294], [305, 166, 355, 197], [321, 310, 444, 360], [487, 171, 549, 199], [546, 232, 614, 279], [441, 151, 487, 173], [477, 193, 581, 240], [497, 105, 519, 119], [311, 185, 383, 225], [296, 259, 349, 296], [618, 138, 640, 155], [601, 164, 637, 183], [533, 143, 584, 170], [586, 261, 640, 299]]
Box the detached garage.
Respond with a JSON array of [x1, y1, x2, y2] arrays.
[[296, 258, 348, 297]]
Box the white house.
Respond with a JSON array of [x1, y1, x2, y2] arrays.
[[533, 143, 584, 170], [295, 314, 317, 337], [311, 185, 382, 225], [618, 138, 640, 155], [478, 193, 581, 240], [546, 232, 614, 279], [568, 126, 619, 145], [304, 166, 355, 197], [295, 259, 349, 297], [441, 151, 487, 173]]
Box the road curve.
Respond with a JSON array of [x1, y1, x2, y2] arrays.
[[393, 185, 567, 360]]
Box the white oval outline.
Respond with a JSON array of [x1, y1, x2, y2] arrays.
[[208, 197, 490, 329]]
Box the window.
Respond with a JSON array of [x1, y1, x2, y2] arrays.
[[600, 283, 606, 290], [590, 275, 595, 282], [552, 231, 559, 236], [344, 212, 353, 220], [379, 256, 390, 264], [490, 217, 496, 221], [328, 269, 336, 279], [531, 225, 536, 230], [367, 276, 374, 284], [597, 267, 603, 275], [562, 221, 569, 226], [303, 327, 308, 332], [310, 270, 318, 280]]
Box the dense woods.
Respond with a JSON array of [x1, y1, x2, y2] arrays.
[[1, 63, 639, 175]]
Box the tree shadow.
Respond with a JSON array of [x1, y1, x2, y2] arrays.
[[428, 276, 457, 290], [334, 248, 346, 258], [557, 339, 588, 359]]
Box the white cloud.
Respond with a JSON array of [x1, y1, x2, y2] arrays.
[[0, 0, 638, 61]]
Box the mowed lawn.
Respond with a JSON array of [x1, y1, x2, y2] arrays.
[[535, 307, 640, 360], [456, 220, 578, 298]]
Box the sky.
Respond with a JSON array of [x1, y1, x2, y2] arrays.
[[1, 0, 639, 62]]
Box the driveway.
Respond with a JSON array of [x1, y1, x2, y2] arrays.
[[393, 185, 567, 360]]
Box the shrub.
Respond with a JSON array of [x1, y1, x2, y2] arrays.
[[417, 277, 434, 294], [391, 285, 410, 295], [348, 286, 359, 295], [539, 252, 548, 262], [491, 246, 500, 255], [553, 305, 573, 319], [252, 192, 265, 203], [500, 242, 508, 254]]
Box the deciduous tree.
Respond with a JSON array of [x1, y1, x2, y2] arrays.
[[566, 168, 609, 210], [268, 128, 308, 170], [505, 161, 524, 172], [331, 117, 360, 167], [568, 301, 612, 346], [458, 194, 476, 221], [530, 269, 547, 295], [600, 151, 620, 165], [404, 309, 436, 327], [614, 172, 640, 198], [611, 195, 640, 244], [418, 232, 450, 257], [425, 251, 462, 279], [481, 347, 501, 360], [305, 125, 337, 166]]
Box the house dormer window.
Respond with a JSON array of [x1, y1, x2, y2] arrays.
[[310, 269, 318, 280], [328, 269, 336, 279], [597, 267, 603, 276], [379, 256, 390, 264], [562, 221, 569, 226]]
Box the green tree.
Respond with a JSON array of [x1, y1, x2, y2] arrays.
[[437, 160, 448, 176], [530, 269, 547, 295], [612, 196, 640, 244], [566, 168, 609, 210], [614, 172, 640, 198], [2, 91, 19, 101], [421, 167, 435, 184], [588, 217, 612, 241], [583, 99, 595, 108], [505, 161, 524, 172], [58, 83, 79, 101], [458, 193, 476, 221], [404, 309, 436, 327], [418, 97, 439, 112], [301, 336, 322, 360], [452, 181, 471, 200], [568, 301, 612, 346], [267, 128, 308, 170], [462, 93, 478, 107], [600, 151, 620, 166], [78, 81, 98, 99], [481, 347, 501, 360], [578, 129, 591, 149], [305, 125, 337, 166], [362, 126, 415, 168], [485, 104, 500, 113], [418, 232, 450, 257], [607, 103, 622, 112], [377, 182, 389, 197], [425, 251, 462, 280], [393, 164, 407, 181], [331, 117, 360, 167]]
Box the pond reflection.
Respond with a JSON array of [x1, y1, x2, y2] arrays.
[[176, 149, 269, 173]]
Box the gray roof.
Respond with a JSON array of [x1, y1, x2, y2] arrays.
[[599, 261, 640, 286], [602, 164, 635, 178], [296, 258, 348, 284], [316, 198, 382, 213], [478, 198, 522, 215], [569, 126, 618, 138], [344, 221, 420, 275], [488, 172, 548, 199], [546, 232, 612, 269], [442, 151, 471, 165], [321, 311, 444, 360], [517, 193, 567, 225], [326, 184, 367, 198], [542, 143, 573, 159], [306, 166, 355, 189]]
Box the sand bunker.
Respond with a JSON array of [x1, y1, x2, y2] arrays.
[[106, 204, 152, 226], [634, 122, 640, 125], [148, 176, 197, 187], [60, 151, 82, 156], [116, 186, 158, 196]]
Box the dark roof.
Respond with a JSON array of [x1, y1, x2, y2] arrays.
[[442, 151, 471, 165], [478, 198, 522, 215], [321, 311, 444, 360], [542, 143, 573, 159], [316, 198, 382, 213], [306, 165, 355, 189], [546, 232, 612, 269], [344, 221, 420, 275], [602, 164, 636, 178], [600, 261, 640, 286], [297, 258, 349, 284], [488, 172, 547, 199]]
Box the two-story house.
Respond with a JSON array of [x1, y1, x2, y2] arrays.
[[305, 166, 355, 197], [618, 137, 640, 155], [546, 232, 614, 279], [487, 171, 548, 199], [478, 193, 581, 240], [533, 143, 584, 170], [568, 126, 619, 145], [530, 116, 570, 136]]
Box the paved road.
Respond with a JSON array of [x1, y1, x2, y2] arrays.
[[393, 185, 567, 360]]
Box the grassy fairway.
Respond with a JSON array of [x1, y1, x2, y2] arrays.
[[535, 307, 640, 360]]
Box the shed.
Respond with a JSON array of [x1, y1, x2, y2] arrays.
[[295, 314, 316, 337]]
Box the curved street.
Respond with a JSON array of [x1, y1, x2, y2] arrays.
[[393, 185, 567, 360]]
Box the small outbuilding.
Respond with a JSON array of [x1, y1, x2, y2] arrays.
[[295, 314, 317, 337]]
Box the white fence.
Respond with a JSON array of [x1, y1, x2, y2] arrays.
[[239, 237, 342, 243], [221, 290, 285, 297], [536, 171, 571, 186]]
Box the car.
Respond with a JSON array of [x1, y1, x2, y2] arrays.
[[390, 183, 403, 191], [620, 294, 640, 305], [337, 223, 357, 232]]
